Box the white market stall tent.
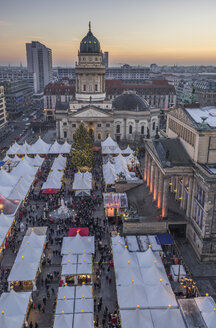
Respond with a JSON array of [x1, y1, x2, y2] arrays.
[[195, 297, 216, 328], [28, 137, 51, 155], [0, 213, 15, 253], [8, 230, 46, 290], [53, 314, 73, 328], [49, 141, 71, 154], [121, 145, 134, 155], [41, 169, 64, 193], [7, 142, 20, 155], [61, 234, 95, 255], [51, 155, 67, 171], [0, 290, 32, 328], [72, 172, 92, 196]]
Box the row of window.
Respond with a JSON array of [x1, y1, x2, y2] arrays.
[[83, 84, 98, 92], [193, 184, 205, 230], [168, 118, 196, 147]]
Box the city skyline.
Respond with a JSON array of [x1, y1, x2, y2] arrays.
[[1, 0, 216, 66]]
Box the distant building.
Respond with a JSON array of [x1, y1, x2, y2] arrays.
[[0, 86, 7, 136], [0, 67, 34, 90], [26, 41, 53, 93], [106, 79, 176, 109], [145, 104, 216, 261], [0, 80, 33, 117], [106, 64, 150, 80], [103, 52, 109, 68]]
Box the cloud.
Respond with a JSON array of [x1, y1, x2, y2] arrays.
[[0, 20, 11, 27]]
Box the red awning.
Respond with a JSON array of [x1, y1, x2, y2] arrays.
[[93, 146, 100, 151], [42, 189, 60, 194], [68, 227, 89, 236]]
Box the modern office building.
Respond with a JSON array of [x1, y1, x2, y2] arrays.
[[26, 41, 53, 93], [0, 67, 34, 90], [0, 80, 33, 117]]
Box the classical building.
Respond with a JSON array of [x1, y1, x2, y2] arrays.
[[144, 103, 216, 261], [55, 24, 160, 143]]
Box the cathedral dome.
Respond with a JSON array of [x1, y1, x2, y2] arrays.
[[80, 22, 101, 54], [112, 91, 149, 111]]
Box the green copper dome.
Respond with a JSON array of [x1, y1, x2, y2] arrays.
[[80, 22, 101, 54]]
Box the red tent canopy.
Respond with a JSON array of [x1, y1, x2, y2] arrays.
[[42, 189, 60, 194], [68, 227, 89, 236]]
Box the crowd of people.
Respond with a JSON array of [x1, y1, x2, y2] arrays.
[[0, 151, 121, 327]]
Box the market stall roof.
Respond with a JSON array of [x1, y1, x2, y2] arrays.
[[74, 298, 93, 313], [57, 286, 75, 300], [61, 234, 95, 255], [0, 170, 19, 187], [0, 214, 14, 247], [120, 309, 154, 328], [55, 299, 74, 314], [145, 284, 178, 308], [76, 262, 92, 275], [140, 265, 169, 286], [48, 141, 61, 154], [78, 253, 92, 264], [117, 284, 148, 309], [61, 263, 77, 276], [101, 136, 118, 148], [62, 254, 77, 265], [28, 137, 51, 154], [103, 162, 117, 185], [72, 172, 92, 191], [7, 142, 20, 155], [113, 248, 138, 269], [125, 154, 140, 166], [16, 141, 31, 155], [8, 230, 46, 283], [150, 309, 186, 328], [53, 314, 73, 328], [51, 155, 67, 170], [195, 296, 216, 328], [61, 141, 71, 154], [136, 248, 164, 269], [68, 228, 89, 237], [115, 267, 143, 286], [33, 154, 44, 167], [0, 290, 31, 328], [111, 235, 125, 246], [75, 285, 93, 299], [41, 169, 64, 191], [122, 145, 134, 155], [73, 313, 94, 328]]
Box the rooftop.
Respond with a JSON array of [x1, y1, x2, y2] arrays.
[[185, 106, 216, 130]]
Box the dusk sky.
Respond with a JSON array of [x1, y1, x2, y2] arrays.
[[1, 0, 216, 66]]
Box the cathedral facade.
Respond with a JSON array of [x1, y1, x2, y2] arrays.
[[55, 24, 160, 143]]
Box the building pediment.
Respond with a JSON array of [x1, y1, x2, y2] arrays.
[[72, 106, 112, 118]]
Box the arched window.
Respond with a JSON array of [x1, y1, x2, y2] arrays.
[[83, 85, 86, 92], [116, 124, 120, 134], [106, 132, 110, 137], [98, 133, 101, 140], [152, 122, 156, 131], [141, 126, 145, 135], [129, 125, 133, 134]]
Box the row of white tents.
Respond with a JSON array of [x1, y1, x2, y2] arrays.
[[0, 213, 15, 252], [41, 155, 67, 192], [8, 229, 47, 290], [0, 156, 43, 202], [101, 136, 134, 155], [54, 285, 94, 328], [72, 172, 92, 196], [111, 236, 186, 328], [6, 138, 71, 156]]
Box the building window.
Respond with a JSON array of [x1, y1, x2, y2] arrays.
[[106, 132, 110, 137], [64, 131, 67, 138], [141, 126, 145, 135], [193, 184, 205, 229], [98, 133, 101, 140], [97, 124, 101, 127], [63, 122, 67, 126], [95, 84, 98, 92], [129, 125, 133, 134], [116, 125, 120, 134], [106, 123, 110, 127], [72, 124, 76, 128], [83, 85, 86, 92], [152, 122, 156, 131]]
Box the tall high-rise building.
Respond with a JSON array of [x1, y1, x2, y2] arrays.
[[0, 86, 7, 132], [26, 41, 53, 93], [103, 52, 109, 68]]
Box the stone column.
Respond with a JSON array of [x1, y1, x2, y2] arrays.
[[124, 118, 127, 140], [150, 162, 154, 194], [147, 156, 151, 188], [186, 177, 194, 218], [181, 177, 186, 209], [153, 166, 159, 202], [144, 152, 148, 181], [162, 178, 169, 218], [157, 171, 164, 209]]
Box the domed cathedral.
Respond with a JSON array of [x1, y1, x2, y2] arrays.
[[55, 23, 160, 143]]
